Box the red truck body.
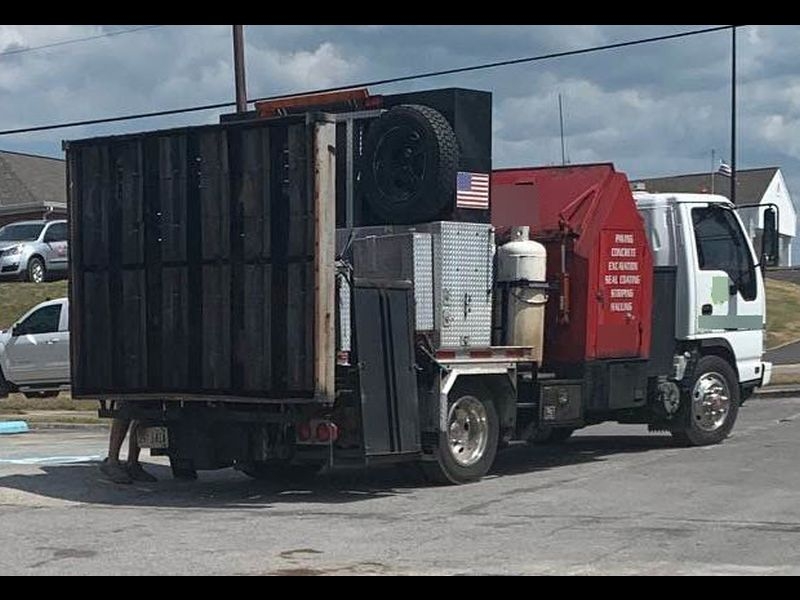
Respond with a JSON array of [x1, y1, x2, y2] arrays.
[[492, 163, 654, 366]]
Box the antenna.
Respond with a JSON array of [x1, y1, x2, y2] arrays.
[[558, 93, 566, 166], [711, 148, 716, 194]]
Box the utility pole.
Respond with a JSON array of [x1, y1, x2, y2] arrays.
[[730, 26, 737, 204], [558, 93, 566, 166], [233, 25, 248, 113]]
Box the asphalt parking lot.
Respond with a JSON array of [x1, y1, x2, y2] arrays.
[[2, 396, 800, 575]]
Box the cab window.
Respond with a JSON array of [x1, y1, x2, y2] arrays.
[[15, 304, 62, 336], [692, 206, 757, 301]]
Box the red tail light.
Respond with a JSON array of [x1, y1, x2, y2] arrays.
[[315, 422, 339, 443], [316, 423, 331, 443], [298, 422, 311, 442]]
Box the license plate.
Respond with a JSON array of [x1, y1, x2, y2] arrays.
[[136, 426, 169, 449]]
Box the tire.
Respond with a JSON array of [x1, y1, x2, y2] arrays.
[[27, 257, 46, 283], [24, 390, 60, 399], [421, 381, 499, 485], [239, 461, 322, 482], [671, 355, 740, 446], [0, 367, 10, 399], [361, 104, 459, 224], [527, 427, 575, 444], [169, 457, 197, 480]]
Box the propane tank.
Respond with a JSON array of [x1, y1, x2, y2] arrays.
[[496, 226, 548, 362]]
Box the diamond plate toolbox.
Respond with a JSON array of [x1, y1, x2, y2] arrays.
[[414, 221, 495, 348]]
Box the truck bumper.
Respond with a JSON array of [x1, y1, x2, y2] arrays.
[[760, 361, 773, 388], [0, 255, 23, 278]]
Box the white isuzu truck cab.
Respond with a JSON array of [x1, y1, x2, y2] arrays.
[[635, 192, 773, 401]]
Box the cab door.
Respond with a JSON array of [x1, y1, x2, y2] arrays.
[[690, 204, 764, 383]]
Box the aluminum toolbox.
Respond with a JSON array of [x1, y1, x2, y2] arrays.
[[348, 221, 494, 349], [418, 221, 494, 348]]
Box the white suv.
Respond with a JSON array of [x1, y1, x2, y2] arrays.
[[0, 298, 70, 398]]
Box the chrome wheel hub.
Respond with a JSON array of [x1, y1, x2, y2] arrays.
[[447, 396, 488, 467], [31, 263, 44, 283], [692, 372, 731, 432]]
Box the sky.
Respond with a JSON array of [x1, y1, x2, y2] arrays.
[[1, 24, 799, 200]]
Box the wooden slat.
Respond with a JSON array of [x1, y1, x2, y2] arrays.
[[313, 120, 336, 401]]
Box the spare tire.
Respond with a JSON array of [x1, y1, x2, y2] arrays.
[[361, 104, 459, 224]]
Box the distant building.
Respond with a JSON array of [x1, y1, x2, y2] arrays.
[[0, 150, 66, 228], [630, 167, 797, 267]]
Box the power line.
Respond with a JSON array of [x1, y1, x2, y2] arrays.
[[252, 25, 737, 104], [0, 24, 737, 137], [0, 25, 164, 58], [1, 101, 235, 136]]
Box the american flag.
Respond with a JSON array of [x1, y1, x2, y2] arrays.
[[456, 171, 490, 210]]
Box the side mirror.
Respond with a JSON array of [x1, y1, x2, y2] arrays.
[[11, 325, 20, 337], [761, 207, 779, 267]]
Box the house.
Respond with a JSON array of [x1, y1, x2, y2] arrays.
[[630, 167, 797, 266], [0, 150, 67, 228]]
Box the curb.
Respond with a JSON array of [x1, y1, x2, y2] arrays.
[[766, 339, 800, 352], [27, 421, 108, 431]]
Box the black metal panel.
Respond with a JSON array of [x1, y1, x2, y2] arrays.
[[649, 266, 678, 376], [353, 282, 420, 457], [67, 116, 318, 399], [583, 359, 648, 412], [608, 361, 648, 410], [539, 381, 583, 425]]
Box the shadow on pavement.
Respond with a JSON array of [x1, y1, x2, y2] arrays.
[[0, 433, 678, 509]]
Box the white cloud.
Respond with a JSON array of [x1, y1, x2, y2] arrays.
[[0, 24, 798, 200]]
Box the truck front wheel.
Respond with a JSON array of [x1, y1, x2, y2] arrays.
[[422, 382, 499, 485], [671, 355, 740, 446]]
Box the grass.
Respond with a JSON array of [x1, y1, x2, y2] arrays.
[[0, 280, 68, 330], [21, 413, 104, 425], [765, 278, 800, 350]]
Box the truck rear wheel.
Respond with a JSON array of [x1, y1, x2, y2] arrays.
[[422, 382, 499, 485], [671, 355, 740, 446]]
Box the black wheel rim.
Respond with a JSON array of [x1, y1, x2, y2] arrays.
[[371, 124, 428, 205]]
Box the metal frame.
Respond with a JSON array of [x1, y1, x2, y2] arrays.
[[329, 109, 383, 228], [437, 363, 518, 432], [95, 393, 326, 405]]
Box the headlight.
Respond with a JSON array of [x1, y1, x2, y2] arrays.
[[1, 246, 21, 257]]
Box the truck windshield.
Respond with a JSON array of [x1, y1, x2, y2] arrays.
[[692, 205, 757, 301], [0, 223, 45, 242]]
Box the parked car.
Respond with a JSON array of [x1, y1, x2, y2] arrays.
[[0, 297, 69, 398], [0, 220, 69, 283]]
